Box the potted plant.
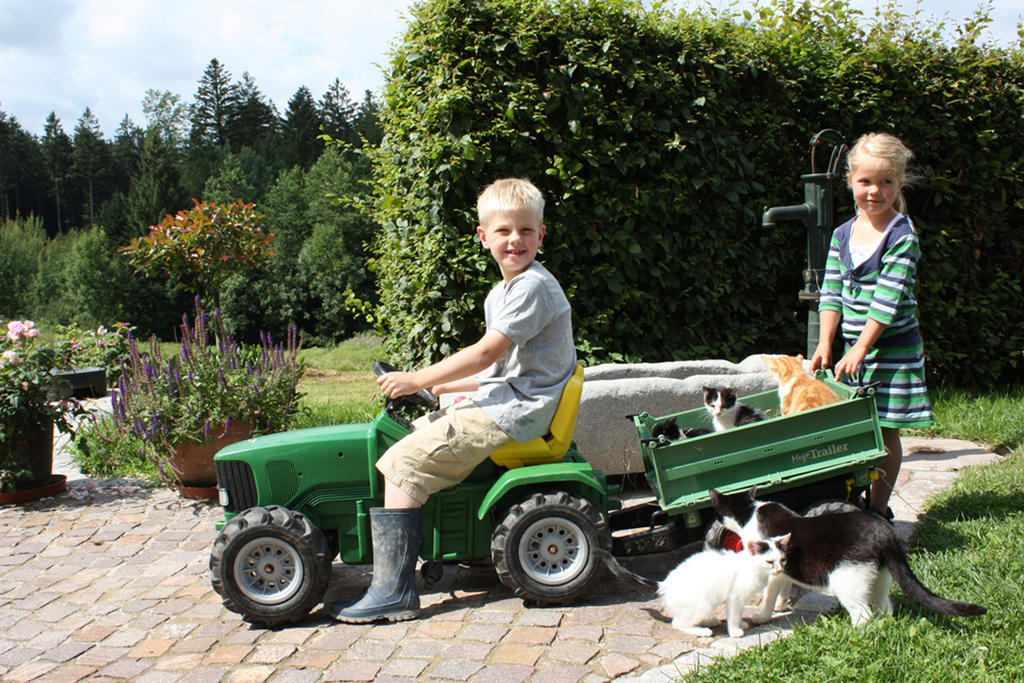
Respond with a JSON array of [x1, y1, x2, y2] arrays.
[[1, 319, 86, 500], [49, 322, 135, 399], [77, 298, 304, 497]]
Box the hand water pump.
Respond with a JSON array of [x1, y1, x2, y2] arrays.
[[762, 129, 847, 358]]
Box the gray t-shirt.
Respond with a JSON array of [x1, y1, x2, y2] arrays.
[[474, 261, 576, 442]]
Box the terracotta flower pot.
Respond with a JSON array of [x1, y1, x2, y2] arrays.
[[0, 475, 66, 504], [176, 483, 220, 500], [170, 421, 253, 488]]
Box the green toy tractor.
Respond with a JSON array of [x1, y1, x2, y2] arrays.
[[209, 360, 889, 628], [209, 363, 618, 627]]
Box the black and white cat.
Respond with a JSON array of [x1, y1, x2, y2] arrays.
[[651, 386, 765, 443], [702, 386, 767, 432], [658, 533, 791, 637], [709, 486, 987, 626], [651, 418, 709, 442]]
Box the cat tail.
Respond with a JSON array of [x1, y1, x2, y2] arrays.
[[884, 546, 987, 617], [594, 547, 658, 591]]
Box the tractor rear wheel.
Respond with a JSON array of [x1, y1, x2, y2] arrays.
[[491, 491, 609, 605]]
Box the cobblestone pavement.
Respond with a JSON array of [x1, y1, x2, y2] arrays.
[[0, 436, 1001, 682]]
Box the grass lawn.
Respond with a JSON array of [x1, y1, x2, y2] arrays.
[[291, 333, 384, 428]]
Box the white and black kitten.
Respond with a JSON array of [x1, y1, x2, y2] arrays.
[[702, 386, 767, 432], [651, 418, 709, 442], [651, 386, 765, 442]]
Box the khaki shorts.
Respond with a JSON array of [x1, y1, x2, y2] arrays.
[[376, 400, 513, 504]]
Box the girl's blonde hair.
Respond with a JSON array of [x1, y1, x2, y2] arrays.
[[847, 132, 915, 214], [477, 178, 545, 226]]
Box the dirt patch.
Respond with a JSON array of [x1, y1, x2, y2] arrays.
[[303, 369, 373, 380]]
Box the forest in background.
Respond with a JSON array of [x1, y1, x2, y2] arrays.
[[1, 58, 381, 343]]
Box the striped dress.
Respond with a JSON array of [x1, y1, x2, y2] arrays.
[[818, 214, 934, 428]]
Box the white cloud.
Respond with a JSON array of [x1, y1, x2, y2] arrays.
[[0, 0, 415, 136]]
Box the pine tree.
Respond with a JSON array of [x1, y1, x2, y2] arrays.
[[229, 71, 279, 151], [318, 78, 356, 143], [126, 129, 182, 239], [280, 86, 323, 169], [41, 113, 74, 234], [72, 107, 110, 228], [0, 110, 47, 223], [0, 112, 46, 223], [111, 116, 143, 196], [189, 58, 241, 150], [0, 110, 15, 220], [352, 90, 383, 146]]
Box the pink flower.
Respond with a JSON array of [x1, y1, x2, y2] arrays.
[[2, 349, 21, 366], [6, 320, 26, 341], [5, 319, 39, 341]]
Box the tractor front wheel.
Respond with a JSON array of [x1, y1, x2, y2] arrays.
[[491, 491, 609, 605], [210, 506, 332, 627]]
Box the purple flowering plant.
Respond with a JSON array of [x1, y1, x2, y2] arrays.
[[73, 298, 304, 485], [1, 319, 87, 492]]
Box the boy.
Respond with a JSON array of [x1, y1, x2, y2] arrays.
[[330, 178, 576, 623]]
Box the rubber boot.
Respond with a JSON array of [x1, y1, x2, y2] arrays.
[[329, 507, 422, 623]]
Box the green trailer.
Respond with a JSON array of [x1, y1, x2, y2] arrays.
[[618, 372, 887, 554]]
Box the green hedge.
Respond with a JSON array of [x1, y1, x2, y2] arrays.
[[370, 0, 1023, 386]]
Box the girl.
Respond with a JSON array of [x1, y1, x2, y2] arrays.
[[811, 133, 934, 519]]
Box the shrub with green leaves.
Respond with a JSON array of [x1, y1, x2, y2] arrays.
[[219, 146, 378, 345], [119, 199, 275, 314], [370, 0, 1023, 386], [0, 217, 46, 318]]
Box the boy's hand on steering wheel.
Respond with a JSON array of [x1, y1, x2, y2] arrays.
[[377, 371, 420, 399], [372, 361, 440, 410]]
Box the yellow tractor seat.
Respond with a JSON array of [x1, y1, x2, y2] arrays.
[[489, 363, 585, 468]]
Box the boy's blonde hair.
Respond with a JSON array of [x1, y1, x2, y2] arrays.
[[847, 132, 915, 214], [477, 178, 545, 226]]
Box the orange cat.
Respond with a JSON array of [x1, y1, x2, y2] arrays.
[[761, 355, 840, 415]]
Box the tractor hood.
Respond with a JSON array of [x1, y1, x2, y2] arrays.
[[212, 413, 409, 518], [214, 423, 373, 463]]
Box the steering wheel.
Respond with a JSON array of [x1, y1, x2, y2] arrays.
[[373, 362, 440, 411]]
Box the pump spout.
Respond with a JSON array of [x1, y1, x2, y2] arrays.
[[762, 202, 815, 228]]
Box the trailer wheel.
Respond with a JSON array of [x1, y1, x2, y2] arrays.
[[210, 506, 332, 627], [491, 491, 609, 605]]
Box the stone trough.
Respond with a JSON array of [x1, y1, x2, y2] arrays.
[[575, 355, 776, 475]]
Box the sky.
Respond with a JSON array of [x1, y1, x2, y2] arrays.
[[0, 0, 416, 137], [1, 0, 1021, 139]]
